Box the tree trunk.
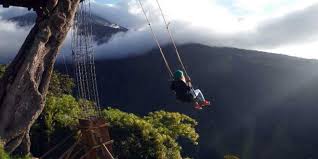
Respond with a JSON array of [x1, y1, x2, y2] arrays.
[[0, 0, 80, 153]]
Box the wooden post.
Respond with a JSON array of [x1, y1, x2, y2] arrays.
[[63, 117, 114, 159]]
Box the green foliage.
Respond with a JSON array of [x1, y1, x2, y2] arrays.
[[40, 71, 79, 132], [0, 143, 10, 159], [27, 70, 199, 159], [30, 94, 80, 157], [48, 71, 75, 96], [0, 143, 31, 159], [32, 71, 79, 136], [10, 155, 32, 159], [0, 64, 5, 78], [224, 155, 240, 159], [40, 71, 98, 133], [102, 108, 199, 159], [30, 71, 79, 156], [145, 111, 199, 145], [43, 95, 97, 133], [77, 99, 98, 118], [44, 95, 82, 132]]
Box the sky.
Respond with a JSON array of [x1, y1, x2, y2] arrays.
[[90, 0, 318, 59], [0, 0, 317, 60]]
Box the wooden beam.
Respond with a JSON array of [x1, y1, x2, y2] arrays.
[[0, 0, 46, 10]]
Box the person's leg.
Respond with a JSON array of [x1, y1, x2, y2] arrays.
[[193, 89, 211, 107], [194, 101, 202, 110], [194, 89, 205, 102], [190, 89, 209, 109]]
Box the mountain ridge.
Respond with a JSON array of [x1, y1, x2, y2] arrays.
[[7, 12, 128, 44], [54, 43, 318, 159]]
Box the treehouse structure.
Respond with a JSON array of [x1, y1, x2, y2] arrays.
[[0, 0, 114, 158], [0, 0, 49, 16], [0, 0, 45, 9], [50, 0, 115, 158]]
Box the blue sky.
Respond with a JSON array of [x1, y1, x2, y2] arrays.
[[95, 0, 117, 4]]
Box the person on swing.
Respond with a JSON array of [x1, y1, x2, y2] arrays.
[[170, 70, 210, 109]]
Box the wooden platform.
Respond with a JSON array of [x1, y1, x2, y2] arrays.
[[77, 118, 114, 159], [0, 0, 46, 10], [58, 117, 115, 159]]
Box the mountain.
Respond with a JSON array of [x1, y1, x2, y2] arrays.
[[7, 12, 128, 44], [8, 12, 37, 26], [56, 44, 318, 159]]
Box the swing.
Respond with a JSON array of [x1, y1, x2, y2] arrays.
[[137, 0, 211, 108], [136, 0, 188, 79]]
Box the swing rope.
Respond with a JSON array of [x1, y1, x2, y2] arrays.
[[155, 0, 190, 79], [136, 0, 174, 78]]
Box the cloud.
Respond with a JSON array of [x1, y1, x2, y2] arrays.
[[92, 0, 318, 59], [232, 0, 317, 15], [0, 17, 30, 62], [0, 7, 29, 19], [250, 4, 318, 48], [90, 1, 145, 28], [0, 7, 31, 62], [0, 0, 317, 61], [215, 3, 318, 49], [92, 0, 248, 58]]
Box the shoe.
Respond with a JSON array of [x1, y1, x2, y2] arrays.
[[194, 103, 202, 110], [201, 100, 211, 107]]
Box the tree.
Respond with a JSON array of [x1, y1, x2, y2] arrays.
[[48, 71, 75, 97], [4, 67, 201, 158], [30, 71, 81, 157], [4, 70, 199, 158], [30, 71, 97, 157], [30, 96, 199, 158], [102, 108, 199, 159], [30, 94, 82, 157], [0, 142, 10, 159], [0, 0, 81, 154], [145, 111, 199, 144], [1, 142, 31, 159], [0, 65, 5, 77], [224, 155, 240, 159]]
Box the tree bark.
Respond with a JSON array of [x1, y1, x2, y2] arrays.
[[0, 0, 80, 153]]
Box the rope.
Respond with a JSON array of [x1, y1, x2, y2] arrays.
[[71, 0, 102, 118], [136, 0, 174, 78], [62, 53, 69, 75], [88, 0, 102, 116], [155, 0, 190, 79]]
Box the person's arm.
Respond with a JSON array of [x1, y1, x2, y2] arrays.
[[185, 76, 192, 88]]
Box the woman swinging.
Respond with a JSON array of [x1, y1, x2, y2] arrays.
[[170, 70, 210, 109], [137, 0, 212, 109]]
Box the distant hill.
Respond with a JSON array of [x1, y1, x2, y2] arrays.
[[56, 43, 318, 159], [8, 12, 36, 26], [7, 12, 128, 44]]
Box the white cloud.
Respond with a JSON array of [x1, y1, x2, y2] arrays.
[[0, 17, 30, 61], [0, 0, 317, 61], [0, 7, 28, 19], [93, 0, 318, 59], [268, 41, 318, 59], [231, 0, 317, 15]]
